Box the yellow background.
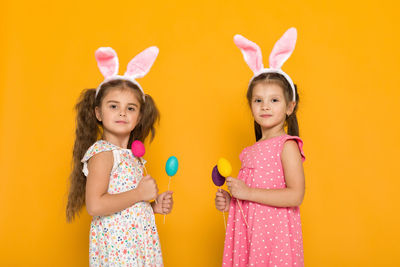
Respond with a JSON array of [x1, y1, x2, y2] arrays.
[[1, 0, 399, 266]]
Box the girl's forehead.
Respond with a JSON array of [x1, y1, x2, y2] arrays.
[[103, 87, 141, 104], [253, 83, 284, 95]]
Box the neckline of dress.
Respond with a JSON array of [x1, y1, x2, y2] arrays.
[[255, 134, 287, 144], [101, 140, 131, 151]]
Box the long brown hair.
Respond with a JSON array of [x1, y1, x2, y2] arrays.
[[66, 79, 160, 222], [247, 72, 300, 141]]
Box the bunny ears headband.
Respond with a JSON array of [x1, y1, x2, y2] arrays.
[[95, 46, 159, 100], [234, 27, 297, 101]]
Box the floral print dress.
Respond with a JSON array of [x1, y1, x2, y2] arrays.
[[82, 140, 163, 267]]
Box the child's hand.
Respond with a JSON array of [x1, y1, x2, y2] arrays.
[[136, 175, 159, 202], [215, 189, 231, 212], [152, 191, 174, 214], [226, 177, 251, 200]]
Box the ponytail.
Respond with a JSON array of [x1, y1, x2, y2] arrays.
[[66, 88, 100, 222], [286, 85, 299, 136], [129, 93, 160, 147], [254, 121, 262, 142]]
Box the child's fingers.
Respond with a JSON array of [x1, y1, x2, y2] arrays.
[[216, 203, 226, 209], [222, 190, 231, 197], [162, 199, 172, 205], [163, 194, 172, 200], [216, 192, 224, 197], [162, 205, 172, 213], [216, 198, 226, 205], [161, 206, 169, 212], [216, 195, 226, 201]]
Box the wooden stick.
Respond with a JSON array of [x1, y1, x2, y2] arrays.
[[163, 176, 172, 224], [236, 199, 249, 228], [141, 161, 158, 205], [219, 187, 226, 230]]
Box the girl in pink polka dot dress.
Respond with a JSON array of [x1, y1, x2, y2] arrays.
[[215, 28, 306, 266]]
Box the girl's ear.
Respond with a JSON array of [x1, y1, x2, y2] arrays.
[[95, 47, 119, 78], [286, 101, 296, 116], [125, 46, 159, 79], [233, 34, 264, 74], [95, 106, 102, 122], [269, 28, 297, 69]]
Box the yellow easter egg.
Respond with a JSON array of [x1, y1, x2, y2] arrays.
[[217, 157, 232, 177]]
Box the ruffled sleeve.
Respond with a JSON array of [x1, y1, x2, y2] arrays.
[[81, 140, 120, 177], [281, 135, 306, 162]]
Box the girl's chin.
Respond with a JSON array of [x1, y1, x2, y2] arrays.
[[105, 129, 134, 137]]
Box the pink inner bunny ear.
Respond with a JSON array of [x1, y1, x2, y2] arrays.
[[125, 46, 159, 79], [234, 34, 263, 73], [269, 28, 297, 69], [95, 47, 119, 78]]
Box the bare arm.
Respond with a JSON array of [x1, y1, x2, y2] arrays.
[[85, 151, 158, 216], [227, 140, 305, 207]]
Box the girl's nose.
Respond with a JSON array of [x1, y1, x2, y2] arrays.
[[261, 104, 270, 110]]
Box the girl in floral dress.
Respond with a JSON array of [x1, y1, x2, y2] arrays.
[[215, 28, 306, 266], [66, 46, 173, 266]]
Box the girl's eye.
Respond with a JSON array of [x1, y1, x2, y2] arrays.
[[128, 107, 135, 111], [110, 104, 117, 109], [272, 99, 279, 103], [254, 99, 262, 103]]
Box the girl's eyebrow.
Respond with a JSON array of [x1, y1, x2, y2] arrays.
[[106, 100, 138, 107]]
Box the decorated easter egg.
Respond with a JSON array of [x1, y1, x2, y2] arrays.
[[212, 165, 225, 186], [131, 140, 145, 157], [217, 158, 232, 177], [165, 156, 179, 176]]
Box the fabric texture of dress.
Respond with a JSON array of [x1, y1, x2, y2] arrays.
[[82, 140, 163, 267], [223, 134, 305, 267]]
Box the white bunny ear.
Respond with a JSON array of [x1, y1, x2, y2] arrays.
[[95, 47, 119, 78], [125, 46, 159, 79], [269, 28, 297, 69], [233, 34, 264, 73]]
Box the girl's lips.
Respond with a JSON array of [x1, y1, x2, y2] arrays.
[[115, 121, 127, 124], [260, 114, 272, 118]]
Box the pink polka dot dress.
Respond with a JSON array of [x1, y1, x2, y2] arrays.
[[223, 135, 305, 267]]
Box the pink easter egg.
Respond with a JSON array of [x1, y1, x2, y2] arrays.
[[131, 140, 145, 157]]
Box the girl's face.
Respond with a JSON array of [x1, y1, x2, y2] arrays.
[[251, 83, 295, 131], [95, 88, 141, 138]]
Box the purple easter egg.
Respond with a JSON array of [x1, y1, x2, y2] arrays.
[[212, 165, 226, 186]]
